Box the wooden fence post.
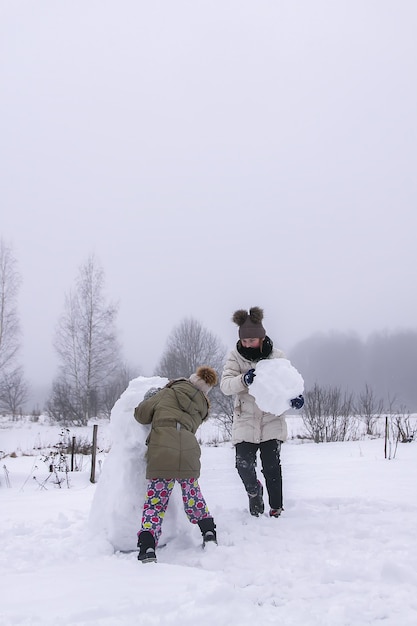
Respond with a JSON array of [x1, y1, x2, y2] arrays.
[[71, 436, 76, 471], [90, 424, 98, 483]]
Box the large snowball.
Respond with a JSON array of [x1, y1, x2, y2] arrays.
[[249, 358, 304, 415], [89, 375, 187, 552]]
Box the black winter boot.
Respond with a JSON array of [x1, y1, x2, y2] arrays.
[[248, 480, 264, 516], [137, 531, 157, 563], [198, 517, 217, 547]]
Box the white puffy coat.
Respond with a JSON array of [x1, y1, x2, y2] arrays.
[[220, 347, 288, 445]]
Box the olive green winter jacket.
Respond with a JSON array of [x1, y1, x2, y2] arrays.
[[134, 379, 209, 479]]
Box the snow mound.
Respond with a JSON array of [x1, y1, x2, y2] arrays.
[[88, 375, 187, 552], [249, 358, 304, 415]]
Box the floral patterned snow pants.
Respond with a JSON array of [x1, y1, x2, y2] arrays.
[[139, 478, 211, 544]]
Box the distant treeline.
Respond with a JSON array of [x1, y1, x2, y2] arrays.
[[289, 329, 417, 412]]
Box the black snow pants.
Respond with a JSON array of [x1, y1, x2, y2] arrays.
[[235, 439, 283, 510]]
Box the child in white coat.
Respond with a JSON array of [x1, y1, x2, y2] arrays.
[[220, 307, 304, 518]]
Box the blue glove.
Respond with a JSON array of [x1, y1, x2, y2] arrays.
[[243, 368, 256, 386], [290, 395, 304, 410]]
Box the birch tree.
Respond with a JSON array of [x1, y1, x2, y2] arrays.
[[47, 256, 121, 424], [0, 240, 28, 415], [0, 240, 20, 372]]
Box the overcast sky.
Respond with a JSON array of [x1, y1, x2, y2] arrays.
[[1, 1, 416, 392]]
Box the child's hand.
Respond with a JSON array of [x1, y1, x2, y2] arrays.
[[290, 395, 304, 409], [243, 368, 256, 386]]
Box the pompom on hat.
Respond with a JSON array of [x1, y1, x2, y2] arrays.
[[189, 366, 218, 394], [232, 306, 266, 340]]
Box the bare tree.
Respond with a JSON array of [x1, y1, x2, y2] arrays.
[[46, 379, 79, 425], [209, 385, 234, 438], [324, 387, 355, 442], [155, 317, 226, 379], [155, 317, 230, 428], [0, 365, 28, 418], [302, 384, 357, 443], [355, 384, 384, 436], [390, 405, 416, 444], [102, 363, 141, 418], [302, 384, 327, 443], [47, 256, 122, 424], [0, 240, 20, 372], [0, 240, 28, 415]]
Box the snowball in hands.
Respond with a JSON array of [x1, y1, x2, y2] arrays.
[[249, 358, 304, 415]]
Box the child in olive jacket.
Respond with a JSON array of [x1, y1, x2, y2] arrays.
[[134, 366, 218, 563]]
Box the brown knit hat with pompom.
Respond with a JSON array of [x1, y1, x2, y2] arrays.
[[232, 306, 266, 340], [189, 366, 218, 394]]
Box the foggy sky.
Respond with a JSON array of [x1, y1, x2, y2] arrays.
[[1, 1, 416, 393]]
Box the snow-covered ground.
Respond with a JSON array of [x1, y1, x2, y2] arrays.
[[1, 411, 417, 625]]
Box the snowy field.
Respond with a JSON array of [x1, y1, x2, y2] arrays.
[[1, 412, 417, 626]]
